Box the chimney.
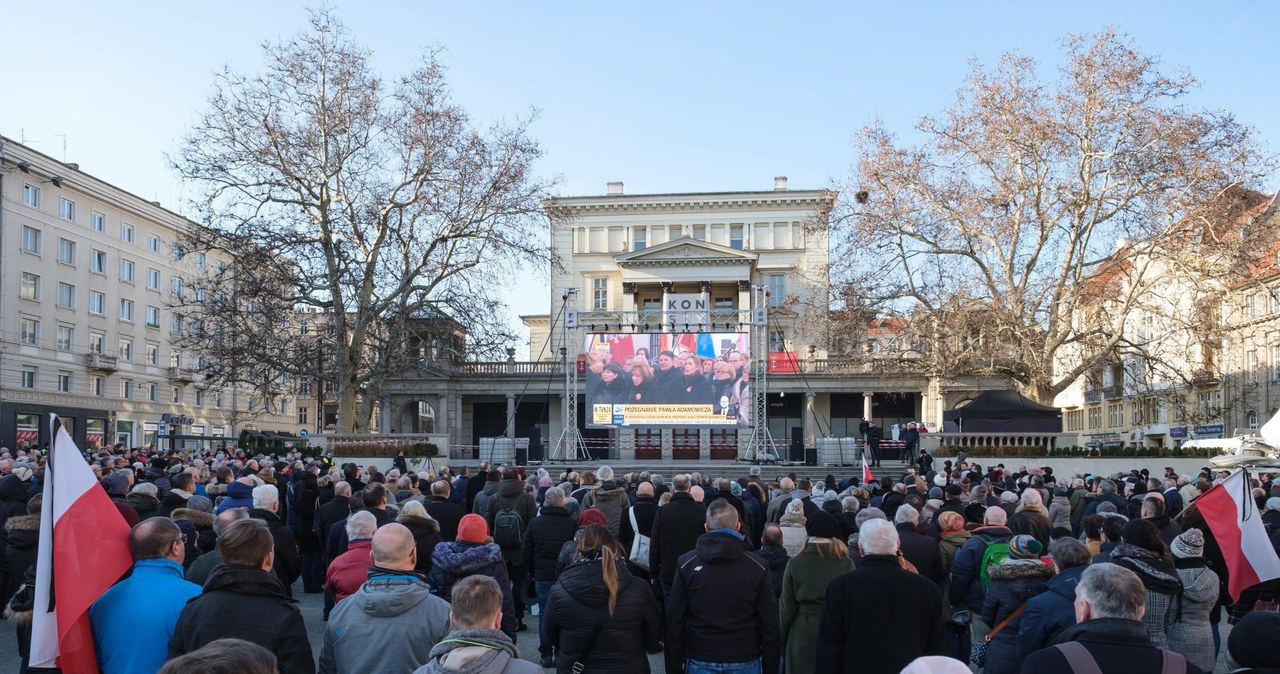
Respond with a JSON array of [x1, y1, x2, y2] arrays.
[[607, 181, 624, 195], [773, 176, 788, 191]]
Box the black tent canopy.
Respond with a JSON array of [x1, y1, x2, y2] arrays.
[[943, 389, 1062, 433]]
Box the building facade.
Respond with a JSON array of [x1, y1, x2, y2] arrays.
[[0, 137, 296, 452]]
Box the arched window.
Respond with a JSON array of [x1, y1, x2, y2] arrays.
[[1246, 410, 1259, 429]]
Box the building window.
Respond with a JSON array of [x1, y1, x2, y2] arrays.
[[1246, 294, 1258, 319], [20, 273, 40, 300], [298, 407, 309, 425], [89, 332, 105, 354], [21, 368, 36, 389], [148, 383, 158, 402], [171, 277, 183, 296], [91, 211, 105, 232], [60, 198, 75, 221], [215, 392, 223, 409], [21, 226, 41, 254], [119, 338, 133, 361], [279, 399, 289, 416], [146, 306, 160, 328], [89, 291, 105, 315], [23, 184, 40, 208], [91, 249, 106, 273], [57, 372, 71, 393], [195, 251, 206, 268], [146, 342, 159, 365], [1107, 403, 1124, 427], [56, 282, 75, 308], [171, 313, 184, 333], [195, 390, 204, 406], [20, 318, 39, 346], [172, 387, 182, 404], [120, 259, 135, 283], [592, 277, 608, 310], [692, 224, 706, 241], [769, 330, 786, 352], [730, 224, 744, 250], [299, 379, 312, 395], [147, 234, 160, 252], [1247, 410, 1259, 429], [57, 238, 76, 265], [171, 352, 183, 368], [1087, 407, 1102, 429], [1273, 345, 1280, 383], [121, 380, 133, 399], [56, 325, 74, 351], [632, 228, 646, 251], [145, 268, 160, 290], [768, 274, 785, 307], [90, 376, 103, 396], [1247, 350, 1259, 382], [121, 223, 134, 243], [119, 299, 134, 322]]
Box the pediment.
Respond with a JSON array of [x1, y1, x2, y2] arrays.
[[615, 237, 758, 266]]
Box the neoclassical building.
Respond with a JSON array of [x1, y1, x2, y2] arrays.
[[382, 179, 1006, 461]]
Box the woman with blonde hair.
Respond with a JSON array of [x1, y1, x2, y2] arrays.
[[780, 510, 853, 673], [543, 524, 661, 672]]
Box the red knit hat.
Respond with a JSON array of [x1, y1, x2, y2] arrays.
[[457, 514, 489, 544], [579, 508, 607, 527]]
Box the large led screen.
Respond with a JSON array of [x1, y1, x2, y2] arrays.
[[583, 333, 751, 427]]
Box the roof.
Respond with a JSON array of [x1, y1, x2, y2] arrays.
[[943, 389, 1062, 421]]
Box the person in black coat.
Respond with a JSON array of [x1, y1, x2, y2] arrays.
[[0, 506, 39, 606], [465, 463, 490, 513], [314, 482, 352, 566], [1018, 539, 1091, 658], [286, 465, 322, 593], [817, 519, 946, 674], [426, 479, 467, 542], [677, 358, 713, 404], [895, 507, 944, 585], [0, 475, 29, 534], [755, 525, 790, 598], [248, 486, 301, 597], [648, 478, 707, 597], [619, 484, 659, 579], [544, 525, 661, 673], [523, 489, 580, 664], [1021, 563, 1206, 674], [168, 518, 315, 674]]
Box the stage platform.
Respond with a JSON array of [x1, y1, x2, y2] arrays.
[[447, 459, 913, 481]]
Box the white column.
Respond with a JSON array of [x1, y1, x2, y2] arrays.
[[863, 392, 874, 420], [804, 392, 816, 447], [505, 393, 516, 440]]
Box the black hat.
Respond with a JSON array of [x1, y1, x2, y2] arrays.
[[805, 510, 837, 539], [945, 483, 963, 497], [1228, 612, 1280, 668]]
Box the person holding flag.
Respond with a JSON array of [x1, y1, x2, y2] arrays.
[[30, 414, 134, 673]]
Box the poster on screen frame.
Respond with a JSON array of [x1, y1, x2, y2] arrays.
[[583, 333, 752, 427]]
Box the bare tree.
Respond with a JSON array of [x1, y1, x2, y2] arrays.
[[826, 29, 1269, 403], [171, 10, 553, 432]]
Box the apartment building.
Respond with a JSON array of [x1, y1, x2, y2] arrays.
[[0, 137, 296, 452]]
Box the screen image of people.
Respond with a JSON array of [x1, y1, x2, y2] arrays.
[[583, 333, 751, 427]]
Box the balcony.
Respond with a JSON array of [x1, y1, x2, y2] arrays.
[[1083, 389, 1102, 403], [167, 367, 198, 384], [85, 352, 119, 373], [1190, 369, 1220, 387]]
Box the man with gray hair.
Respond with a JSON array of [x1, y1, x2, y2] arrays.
[[949, 506, 1012, 648], [666, 500, 779, 674], [185, 509, 251, 586], [818, 519, 945, 673], [1021, 563, 1205, 674], [249, 483, 301, 595], [326, 510, 377, 603], [650, 472, 707, 602]]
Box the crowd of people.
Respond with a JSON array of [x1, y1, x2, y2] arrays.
[[1, 442, 1280, 673]]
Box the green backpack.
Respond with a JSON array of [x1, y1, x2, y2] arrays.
[[978, 539, 1012, 589]]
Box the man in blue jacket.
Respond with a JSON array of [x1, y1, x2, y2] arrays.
[[1018, 538, 1092, 658], [90, 518, 202, 674]]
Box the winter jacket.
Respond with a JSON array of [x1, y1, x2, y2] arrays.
[[127, 493, 161, 521], [413, 628, 540, 674], [583, 481, 629, 538], [1111, 543, 1183, 649], [817, 554, 947, 674], [1020, 617, 1206, 674], [980, 558, 1054, 674], [215, 480, 256, 513], [544, 556, 661, 674], [755, 544, 790, 598], [171, 507, 217, 554], [319, 568, 452, 674], [649, 492, 707, 585], [666, 532, 780, 674], [1166, 562, 1218, 672], [948, 525, 1013, 613], [185, 548, 222, 587], [1018, 564, 1086, 658], [619, 495, 658, 577], [779, 541, 853, 673], [1048, 496, 1072, 531], [157, 488, 193, 518], [898, 523, 944, 585], [92, 558, 203, 674], [472, 480, 500, 518], [287, 471, 320, 535], [521, 506, 578, 582], [250, 508, 301, 595], [327, 540, 373, 603], [427, 496, 467, 542], [428, 541, 518, 639], [315, 495, 352, 563], [0, 515, 39, 606], [779, 520, 807, 558], [399, 514, 444, 575], [169, 564, 315, 674], [486, 479, 537, 564], [0, 476, 29, 534], [1145, 514, 1183, 546]]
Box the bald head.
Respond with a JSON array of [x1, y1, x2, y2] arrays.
[[371, 523, 417, 570], [984, 506, 1008, 526], [637, 482, 654, 497]]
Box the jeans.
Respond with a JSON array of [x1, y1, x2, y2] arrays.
[[535, 579, 555, 657], [686, 658, 762, 674]]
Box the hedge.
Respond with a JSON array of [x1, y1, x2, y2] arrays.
[[937, 445, 1221, 459]]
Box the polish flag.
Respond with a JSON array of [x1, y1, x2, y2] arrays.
[[1196, 468, 1280, 600], [30, 414, 133, 672], [862, 454, 874, 483]]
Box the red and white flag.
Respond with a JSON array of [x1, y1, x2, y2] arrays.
[[31, 414, 133, 673], [1196, 468, 1280, 600], [862, 454, 874, 483]]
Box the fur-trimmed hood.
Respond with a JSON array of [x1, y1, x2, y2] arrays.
[[989, 558, 1054, 581], [170, 507, 214, 529], [5, 514, 39, 534]]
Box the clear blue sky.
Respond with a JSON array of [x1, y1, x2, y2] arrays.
[[6, 1, 1277, 354]]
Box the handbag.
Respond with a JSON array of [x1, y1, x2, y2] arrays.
[[628, 508, 651, 571], [969, 602, 1026, 667]]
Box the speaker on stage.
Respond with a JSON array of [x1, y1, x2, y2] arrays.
[[789, 443, 804, 462], [804, 447, 817, 466]]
